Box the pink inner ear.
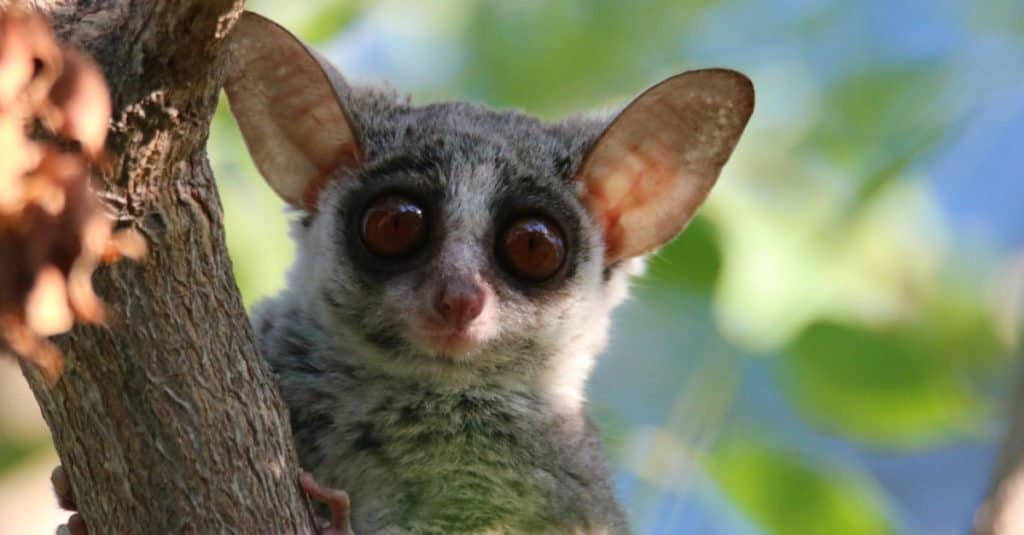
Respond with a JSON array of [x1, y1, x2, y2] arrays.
[[576, 69, 754, 263], [583, 137, 718, 261], [585, 136, 688, 257], [224, 13, 363, 211], [300, 143, 361, 210]]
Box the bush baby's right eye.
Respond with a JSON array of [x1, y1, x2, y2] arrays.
[[361, 195, 427, 258]]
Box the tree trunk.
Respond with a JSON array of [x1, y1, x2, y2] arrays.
[[16, 1, 316, 532]]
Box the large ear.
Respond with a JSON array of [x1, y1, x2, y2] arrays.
[[223, 12, 362, 211], [575, 69, 754, 263]]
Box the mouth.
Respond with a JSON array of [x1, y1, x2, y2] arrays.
[[414, 327, 481, 357]]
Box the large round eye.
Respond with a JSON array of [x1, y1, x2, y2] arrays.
[[361, 195, 427, 257], [499, 216, 566, 282]]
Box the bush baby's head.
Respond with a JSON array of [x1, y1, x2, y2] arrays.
[[224, 13, 753, 395]]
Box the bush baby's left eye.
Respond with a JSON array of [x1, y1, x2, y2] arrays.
[[498, 216, 566, 282]]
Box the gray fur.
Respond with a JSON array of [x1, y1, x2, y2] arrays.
[[252, 84, 638, 534], [224, 11, 754, 533]]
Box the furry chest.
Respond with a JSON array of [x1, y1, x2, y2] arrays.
[[313, 392, 599, 533]]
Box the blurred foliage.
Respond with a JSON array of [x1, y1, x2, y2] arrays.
[[809, 64, 947, 165], [205, 0, 1021, 533], [969, 0, 1024, 37], [460, 0, 718, 116], [247, 0, 363, 44], [0, 438, 42, 476], [814, 64, 953, 221], [589, 402, 632, 461], [712, 437, 895, 535], [782, 321, 983, 447], [645, 216, 724, 294]]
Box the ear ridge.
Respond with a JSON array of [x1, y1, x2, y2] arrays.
[[575, 69, 754, 263], [223, 12, 363, 211]]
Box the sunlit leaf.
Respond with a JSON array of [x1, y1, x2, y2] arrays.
[[915, 288, 1011, 369], [711, 437, 895, 535], [781, 321, 984, 447]]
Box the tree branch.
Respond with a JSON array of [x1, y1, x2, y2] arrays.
[[13, 1, 316, 531]]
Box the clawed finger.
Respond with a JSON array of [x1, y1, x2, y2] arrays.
[[300, 472, 354, 535], [56, 513, 88, 535], [51, 465, 76, 511]]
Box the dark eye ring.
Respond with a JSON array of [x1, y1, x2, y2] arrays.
[[497, 215, 566, 282], [361, 195, 427, 258]]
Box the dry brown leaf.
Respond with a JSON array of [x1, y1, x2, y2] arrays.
[[0, 13, 34, 107], [17, 11, 62, 110], [0, 6, 139, 385], [25, 265, 73, 335], [48, 46, 111, 157], [0, 317, 64, 386], [108, 229, 147, 261]]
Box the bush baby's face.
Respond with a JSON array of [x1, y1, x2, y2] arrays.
[[224, 12, 753, 381]]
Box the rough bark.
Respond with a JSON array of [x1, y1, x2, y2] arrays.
[[14, 1, 316, 532]]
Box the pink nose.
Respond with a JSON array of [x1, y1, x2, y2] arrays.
[[436, 280, 485, 330]]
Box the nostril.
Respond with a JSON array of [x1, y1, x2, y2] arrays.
[[463, 294, 484, 320], [436, 282, 485, 329]]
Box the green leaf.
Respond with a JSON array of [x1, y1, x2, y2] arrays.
[[781, 321, 984, 447], [644, 215, 723, 294], [837, 122, 949, 226], [914, 288, 1011, 370], [805, 64, 951, 221], [807, 64, 949, 165], [711, 438, 895, 535]]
